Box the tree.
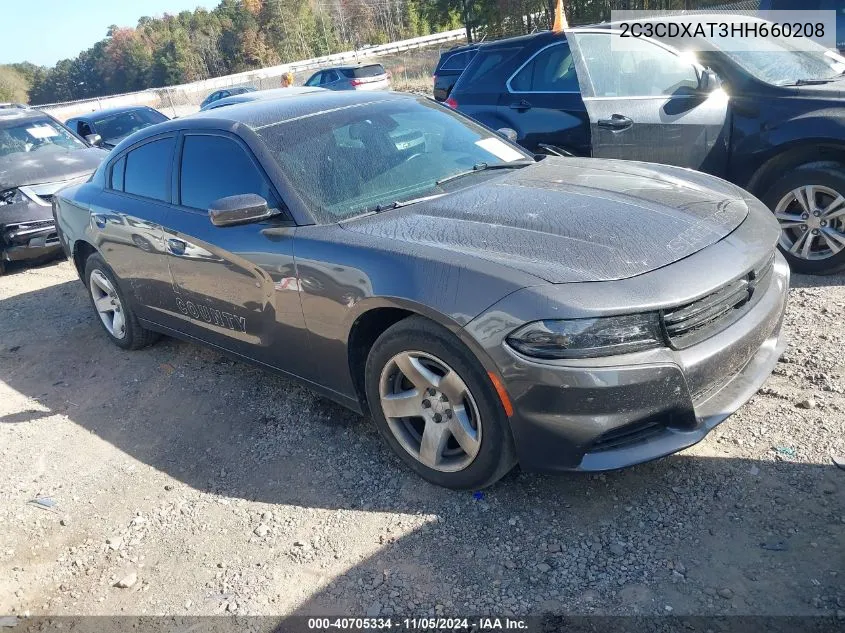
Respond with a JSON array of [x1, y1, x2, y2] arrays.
[[21, 0, 667, 104], [0, 66, 29, 103]]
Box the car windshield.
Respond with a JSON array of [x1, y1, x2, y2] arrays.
[[255, 98, 533, 223], [706, 28, 845, 85], [93, 109, 168, 145], [0, 117, 86, 158]]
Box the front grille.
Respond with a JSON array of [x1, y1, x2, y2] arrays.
[[3, 220, 57, 246], [661, 253, 775, 349], [17, 220, 54, 230]]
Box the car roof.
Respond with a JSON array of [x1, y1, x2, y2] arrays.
[[72, 105, 156, 121], [439, 42, 480, 56], [128, 90, 414, 141], [201, 86, 326, 110], [313, 63, 385, 71]]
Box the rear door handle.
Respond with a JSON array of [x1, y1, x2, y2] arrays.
[[166, 238, 187, 256], [509, 99, 532, 111], [597, 114, 633, 131]]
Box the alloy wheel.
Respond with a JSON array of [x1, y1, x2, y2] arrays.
[[378, 351, 482, 472], [774, 185, 845, 260], [89, 270, 126, 339]]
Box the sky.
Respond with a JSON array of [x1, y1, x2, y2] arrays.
[[1, 0, 220, 67]]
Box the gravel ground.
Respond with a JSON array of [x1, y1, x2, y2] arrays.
[[0, 258, 843, 620]]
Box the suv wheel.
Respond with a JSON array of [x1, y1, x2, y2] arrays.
[[365, 316, 516, 489], [762, 167, 845, 275], [84, 253, 159, 350]]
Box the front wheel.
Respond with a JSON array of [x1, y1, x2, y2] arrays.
[[365, 316, 516, 489], [84, 253, 159, 350], [762, 167, 845, 275]]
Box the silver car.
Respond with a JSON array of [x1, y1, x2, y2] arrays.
[[304, 64, 391, 91]]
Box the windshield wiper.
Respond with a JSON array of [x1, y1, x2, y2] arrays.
[[790, 78, 836, 85], [354, 193, 448, 218], [435, 161, 534, 186]]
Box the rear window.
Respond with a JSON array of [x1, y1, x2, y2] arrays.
[[341, 65, 386, 78], [439, 50, 477, 71], [453, 47, 524, 92]]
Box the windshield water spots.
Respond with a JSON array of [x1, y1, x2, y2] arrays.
[[255, 98, 532, 222], [0, 118, 86, 159]]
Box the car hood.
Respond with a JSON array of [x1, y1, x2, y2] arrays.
[[343, 157, 750, 283], [0, 147, 106, 191]]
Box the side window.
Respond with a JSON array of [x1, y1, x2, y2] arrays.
[[305, 73, 322, 87], [574, 32, 699, 97], [180, 134, 276, 211], [111, 156, 126, 191], [509, 42, 578, 92], [124, 137, 175, 201], [454, 47, 523, 92], [321, 71, 336, 85]]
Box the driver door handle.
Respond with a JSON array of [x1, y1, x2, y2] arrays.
[[166, 238, 187, 256], [597, 114, 633, 131], [509, 99, 533, 111]]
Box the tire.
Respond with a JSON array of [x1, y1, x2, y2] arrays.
[[761, 166, 845, 275], [364, 315, 516, 489], [83, 253, 159, 350]]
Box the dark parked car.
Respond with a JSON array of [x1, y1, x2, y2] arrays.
[[304, 64, 391, 91], [1, 107, 105, 274], [448, 20, 845, 274], [199, 86, 325, 111], [433, 43, 479, 101], [200, 86, 256, 109], [759, 0, 845, 52], [54, 91, 788, 489], [65, 106, 169, 150]]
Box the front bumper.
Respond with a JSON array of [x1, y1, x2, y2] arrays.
[[2, 222, 62, 262], [498, 253, 790, 472]]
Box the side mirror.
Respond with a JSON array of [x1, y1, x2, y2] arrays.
[[209, 194, 275, 227], [497, 127, 518, 143], [697, 68, 721, 93], [85, 133, 103, 146]]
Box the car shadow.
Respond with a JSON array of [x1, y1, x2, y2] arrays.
[[0, 254, 64, 277], [1, 278, 843, 617]]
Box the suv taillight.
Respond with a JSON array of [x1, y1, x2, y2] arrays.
[[445, 97, 458, 109], [350, 79, 363, 86]]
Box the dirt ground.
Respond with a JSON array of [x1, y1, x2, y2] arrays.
[[0, 257, 843, 621]]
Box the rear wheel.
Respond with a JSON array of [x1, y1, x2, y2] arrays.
[[762, 167, 845, 275], [84, 253, 159, 350], [365, 316, 516, 489]]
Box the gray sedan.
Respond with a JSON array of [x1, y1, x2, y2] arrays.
[[53, 91, 788, 489]]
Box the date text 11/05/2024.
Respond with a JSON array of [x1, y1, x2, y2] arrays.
[[306, 617, 529, 630]]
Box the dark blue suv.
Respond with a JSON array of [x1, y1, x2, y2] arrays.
[[448, 20, 845, 274]]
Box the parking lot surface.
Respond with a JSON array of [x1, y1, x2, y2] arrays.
[[1, 259, 843, 618]]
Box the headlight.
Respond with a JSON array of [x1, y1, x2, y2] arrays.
[[0, 188, 29, 206], [506, 314, 663, 359]]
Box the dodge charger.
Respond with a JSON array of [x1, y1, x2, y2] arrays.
[[54, 91, 789, 489]]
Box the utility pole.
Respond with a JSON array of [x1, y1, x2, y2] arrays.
[[462, 0, 472, 42]]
